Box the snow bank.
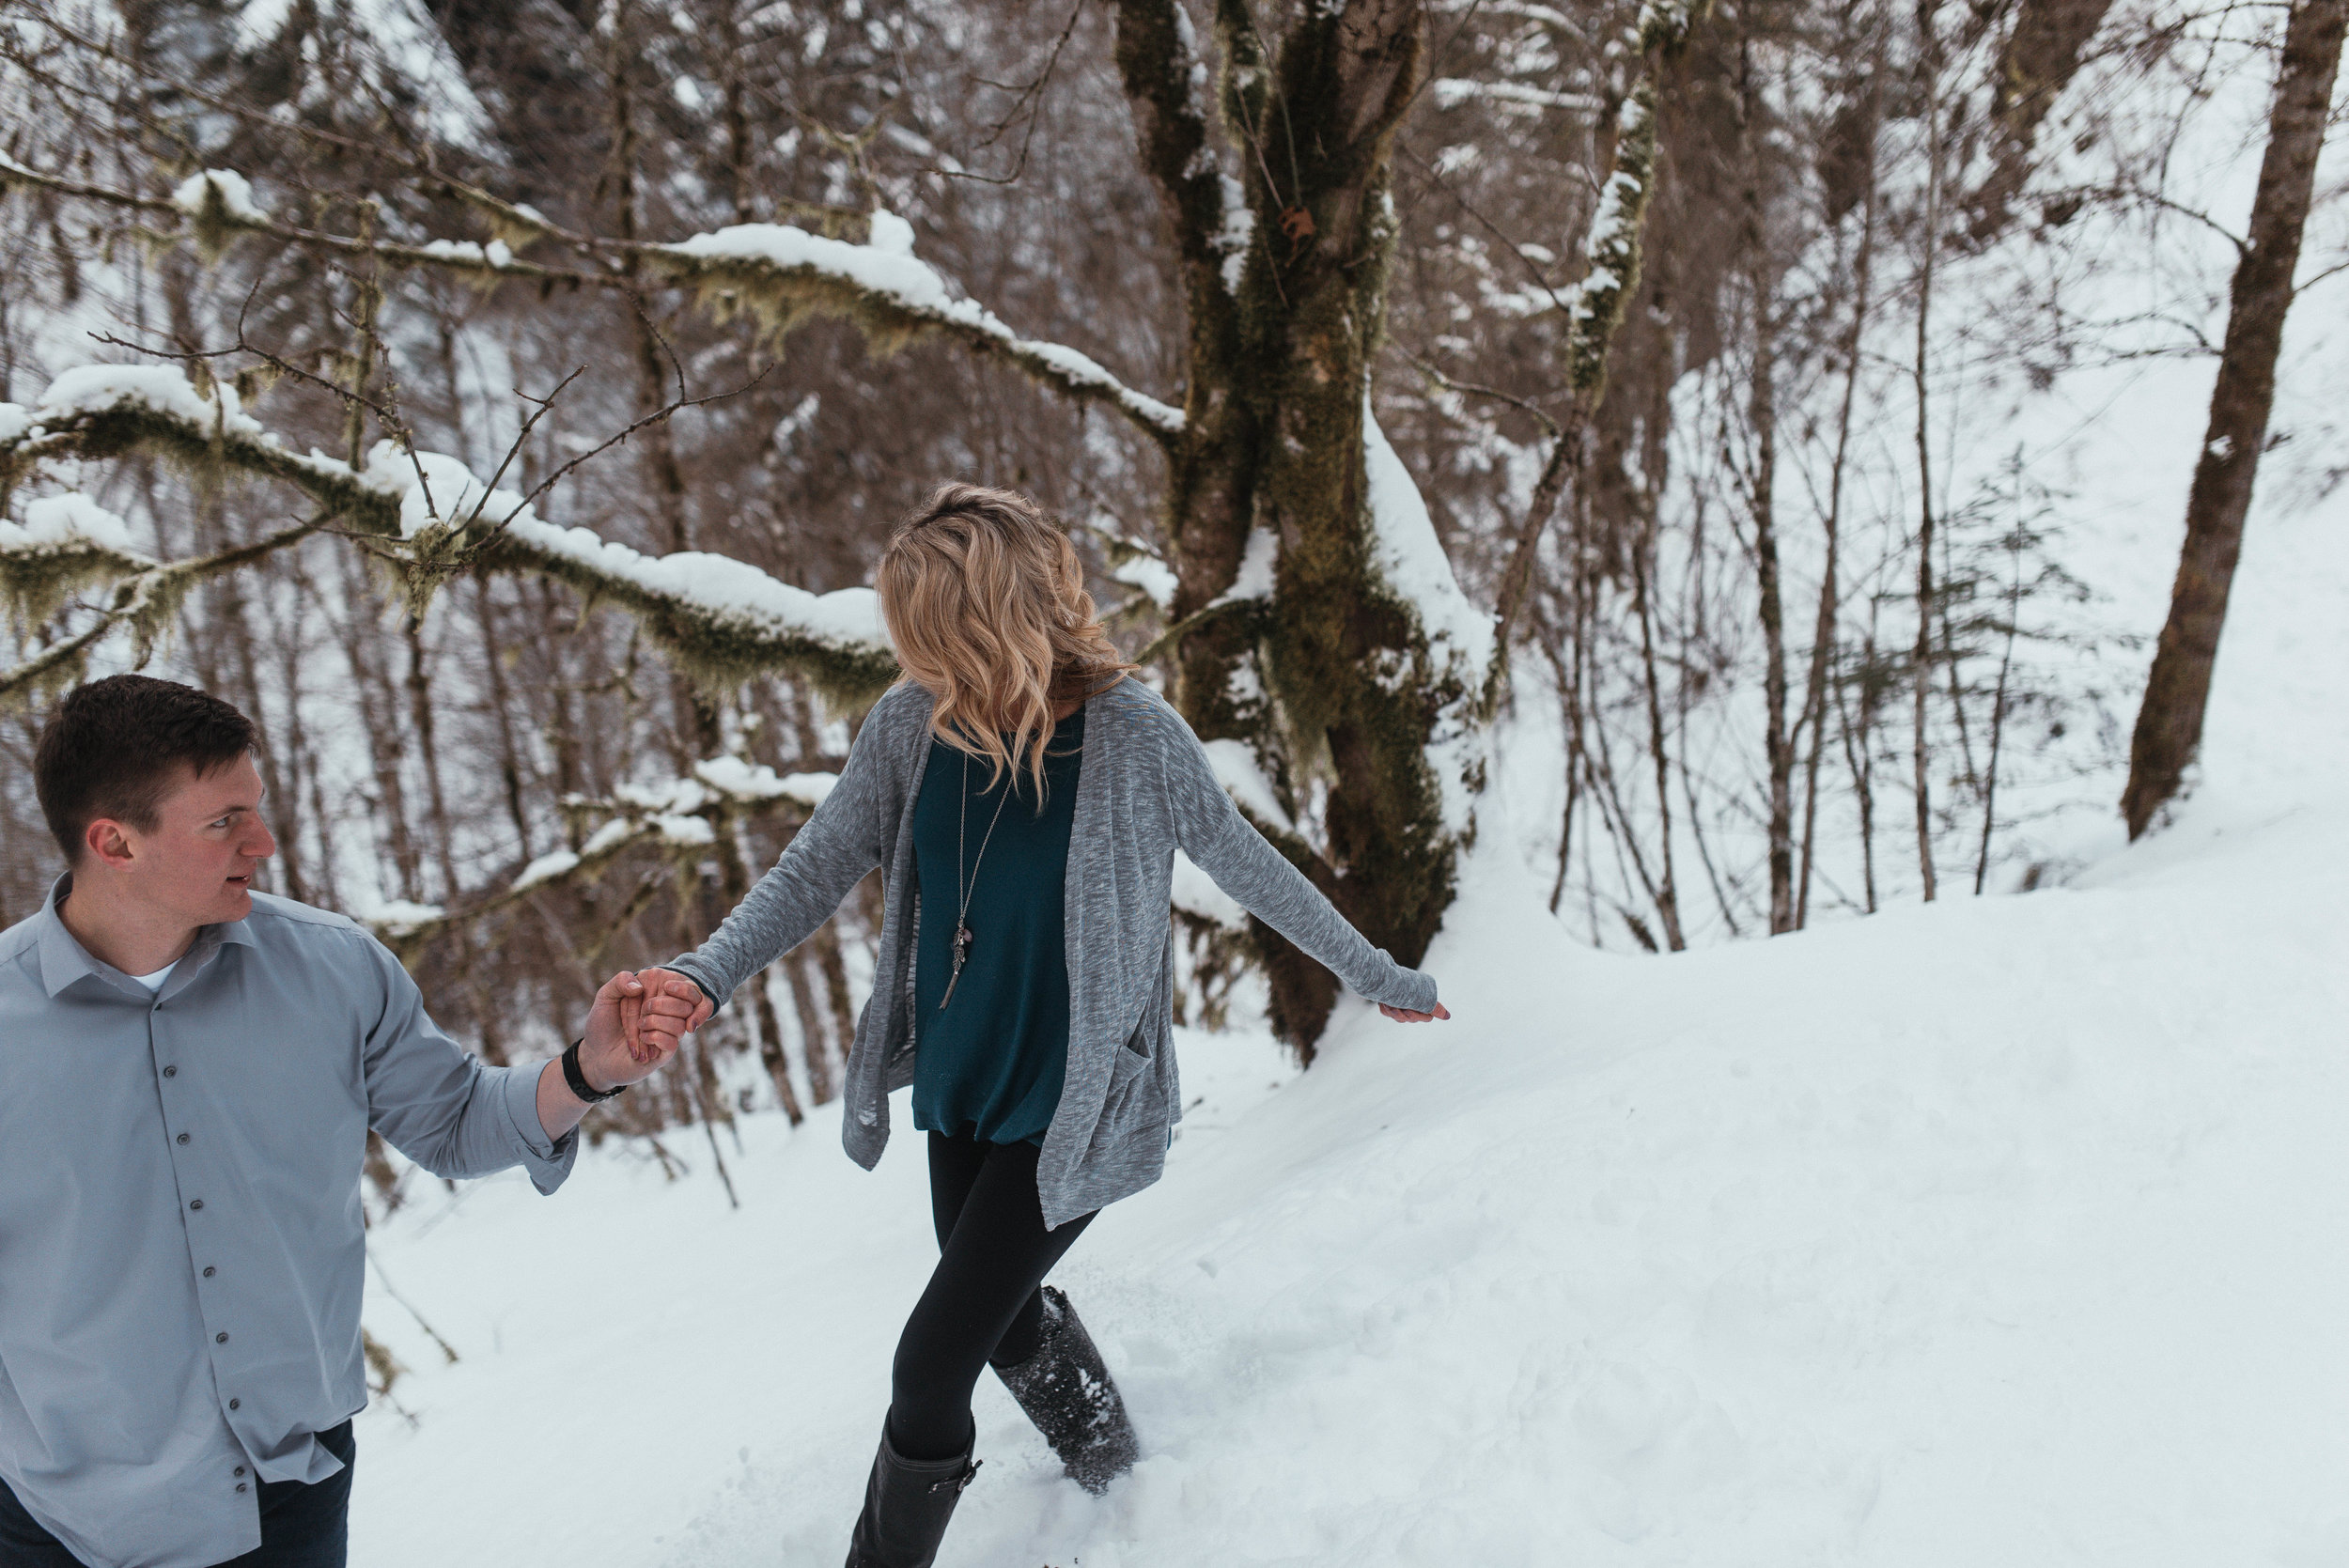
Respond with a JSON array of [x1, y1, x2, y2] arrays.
[[346, 472, 2349, 1565], [350, 770, 2349, 1568]]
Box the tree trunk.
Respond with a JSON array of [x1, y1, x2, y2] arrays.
[[1112, 0, 1442, 1059], [1966, 0, 2121, 242], [1911, 27, 1944, 903], [1736, 30, 1794, 934], [2122, 0, 2346, 838]]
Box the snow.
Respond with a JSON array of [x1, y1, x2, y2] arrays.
[[1112, 551, 1179, 612], [504, 516, 887, 657], [416, 239, 515, 269], [1362, 398, 1495, 680], [1201, 737, 1293, 836], [692, 755, 835, 807], [1430, 79, 1604, 115], [169, 168, 269, 224], [355, 898, 444, 937], [577, 818, 643, 859], [344, 439, 889, 660], [508, 849, 580, 893], [1362, 396, 1498, 838], [865, 208, 916, 257], [34, 365, 263, 437], [651, 814, 717, 846], [1, 493, 146, 558], [1206, 527, 1276, 609], [330, 338, 2349, 1561], [1169, 849, 1247, 930], [1213, 175, 1253, 296], [348, 629, 2349, 1567]]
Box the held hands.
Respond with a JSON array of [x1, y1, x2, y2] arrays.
[[1378, 1000, 1452, 1023], [577, 969, 708, 1094], [623, 967, 716, 1062]]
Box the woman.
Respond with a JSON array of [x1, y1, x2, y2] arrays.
[[630, 484, 1448, 1568]]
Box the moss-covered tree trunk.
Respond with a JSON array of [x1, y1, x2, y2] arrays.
[[1114, 0, 1447, 1058]]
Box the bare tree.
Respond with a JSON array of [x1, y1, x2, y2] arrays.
[[2122, 0, 2347, 838]]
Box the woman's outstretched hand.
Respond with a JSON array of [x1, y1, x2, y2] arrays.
[[1378, 1000, 1451, 1023]]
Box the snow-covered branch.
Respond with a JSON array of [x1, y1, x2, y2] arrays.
[[0, 366, 897, 705], [649, 221, 1186, 444], [362, 757, 837, 954], [1, 157, 1185, 448], [1430, 79, 1604, 115]]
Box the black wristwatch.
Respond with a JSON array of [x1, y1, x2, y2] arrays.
[[560, 1038, 629, 1103]]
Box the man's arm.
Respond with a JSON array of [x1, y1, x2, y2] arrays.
[[361, 943, 671, 1191]]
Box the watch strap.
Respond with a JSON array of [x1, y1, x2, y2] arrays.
[[561, 1038, 628, 1103]]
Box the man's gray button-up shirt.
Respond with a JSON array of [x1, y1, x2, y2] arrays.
[[0, 877, 577, 1568]]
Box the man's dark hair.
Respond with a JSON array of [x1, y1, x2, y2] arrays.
[[33, 675, 258, 863]]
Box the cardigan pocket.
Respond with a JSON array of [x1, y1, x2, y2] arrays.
[[1110, 1015, 1152, 1089]]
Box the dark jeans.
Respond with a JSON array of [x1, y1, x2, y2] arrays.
[[887, 1131, 1097, 1461], [0, 1421, 354, 1568]]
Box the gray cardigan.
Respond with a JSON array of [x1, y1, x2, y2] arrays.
[[663, 675, 1440, 1228]]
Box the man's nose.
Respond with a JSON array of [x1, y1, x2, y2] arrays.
[[243, 819, 277, 860]]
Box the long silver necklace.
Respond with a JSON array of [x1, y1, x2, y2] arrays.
[[939, 744, 1013, 1011]]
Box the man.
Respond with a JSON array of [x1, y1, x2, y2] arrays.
[[0, 675, 694, 1567]]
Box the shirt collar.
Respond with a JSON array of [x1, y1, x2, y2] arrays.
[[35, 873, 256, 1000]]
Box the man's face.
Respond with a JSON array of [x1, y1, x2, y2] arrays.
[[98, 754, 276, 927]]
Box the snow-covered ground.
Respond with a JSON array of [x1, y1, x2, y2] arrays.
[[350, 479, 2349, 1564]]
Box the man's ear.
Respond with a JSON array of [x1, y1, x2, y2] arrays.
[[82, 816, 137, 872]]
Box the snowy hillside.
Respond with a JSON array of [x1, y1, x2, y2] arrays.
[[348, 484, 2349, 1566]]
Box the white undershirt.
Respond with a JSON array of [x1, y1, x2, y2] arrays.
[[130, 961, 179, 993]]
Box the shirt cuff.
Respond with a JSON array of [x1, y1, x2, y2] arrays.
[[500, 1063, 581, 1195]]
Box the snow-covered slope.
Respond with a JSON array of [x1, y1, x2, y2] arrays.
[[350, 498, 2349, 1566]]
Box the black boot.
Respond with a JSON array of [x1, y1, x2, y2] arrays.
[[844, 1419, 981, 1568], [991, 1286, 1140, 1494]]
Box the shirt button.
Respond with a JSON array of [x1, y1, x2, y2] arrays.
[[203, 1265, 216, 1278], [233, 1466, 245, 1477], [228, 1398, 241, 1410], [189, 1199, 204, 1211], [163, 1065, 178, 1078], [178, 1132, 191, 1144], [235, 1483, 247, 1494], [215, 1331, 228, 1343]]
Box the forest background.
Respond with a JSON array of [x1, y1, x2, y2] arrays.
[[2, 0, 2337, 1191]]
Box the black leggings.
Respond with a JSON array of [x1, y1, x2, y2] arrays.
[[886, 1130, 1097, 1461]]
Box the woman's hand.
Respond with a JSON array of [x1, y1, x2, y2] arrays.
[[628, 967, 717, 1059], [1378, 1000, 1451, 1023]]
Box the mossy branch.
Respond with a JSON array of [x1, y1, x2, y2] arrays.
[[1563, 0, 1714, 400], [643, 242, 1186, 446], [2, 376, 898, 708], [1, 158, 1185, 448], [0, 520, 322, 705], [366, 767, 822, 962]]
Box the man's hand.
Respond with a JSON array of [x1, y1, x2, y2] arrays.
[[537, 970, 699, 1141], [580, 969, 690, 1090], [629, 968, 716, 1060], [1378, 1000, 1452, 1023]]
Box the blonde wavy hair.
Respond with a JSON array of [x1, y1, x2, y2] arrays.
[[877, 483, 1138, 807]]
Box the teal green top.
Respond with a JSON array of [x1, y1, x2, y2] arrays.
[[910, 708, 1084, 1145]]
